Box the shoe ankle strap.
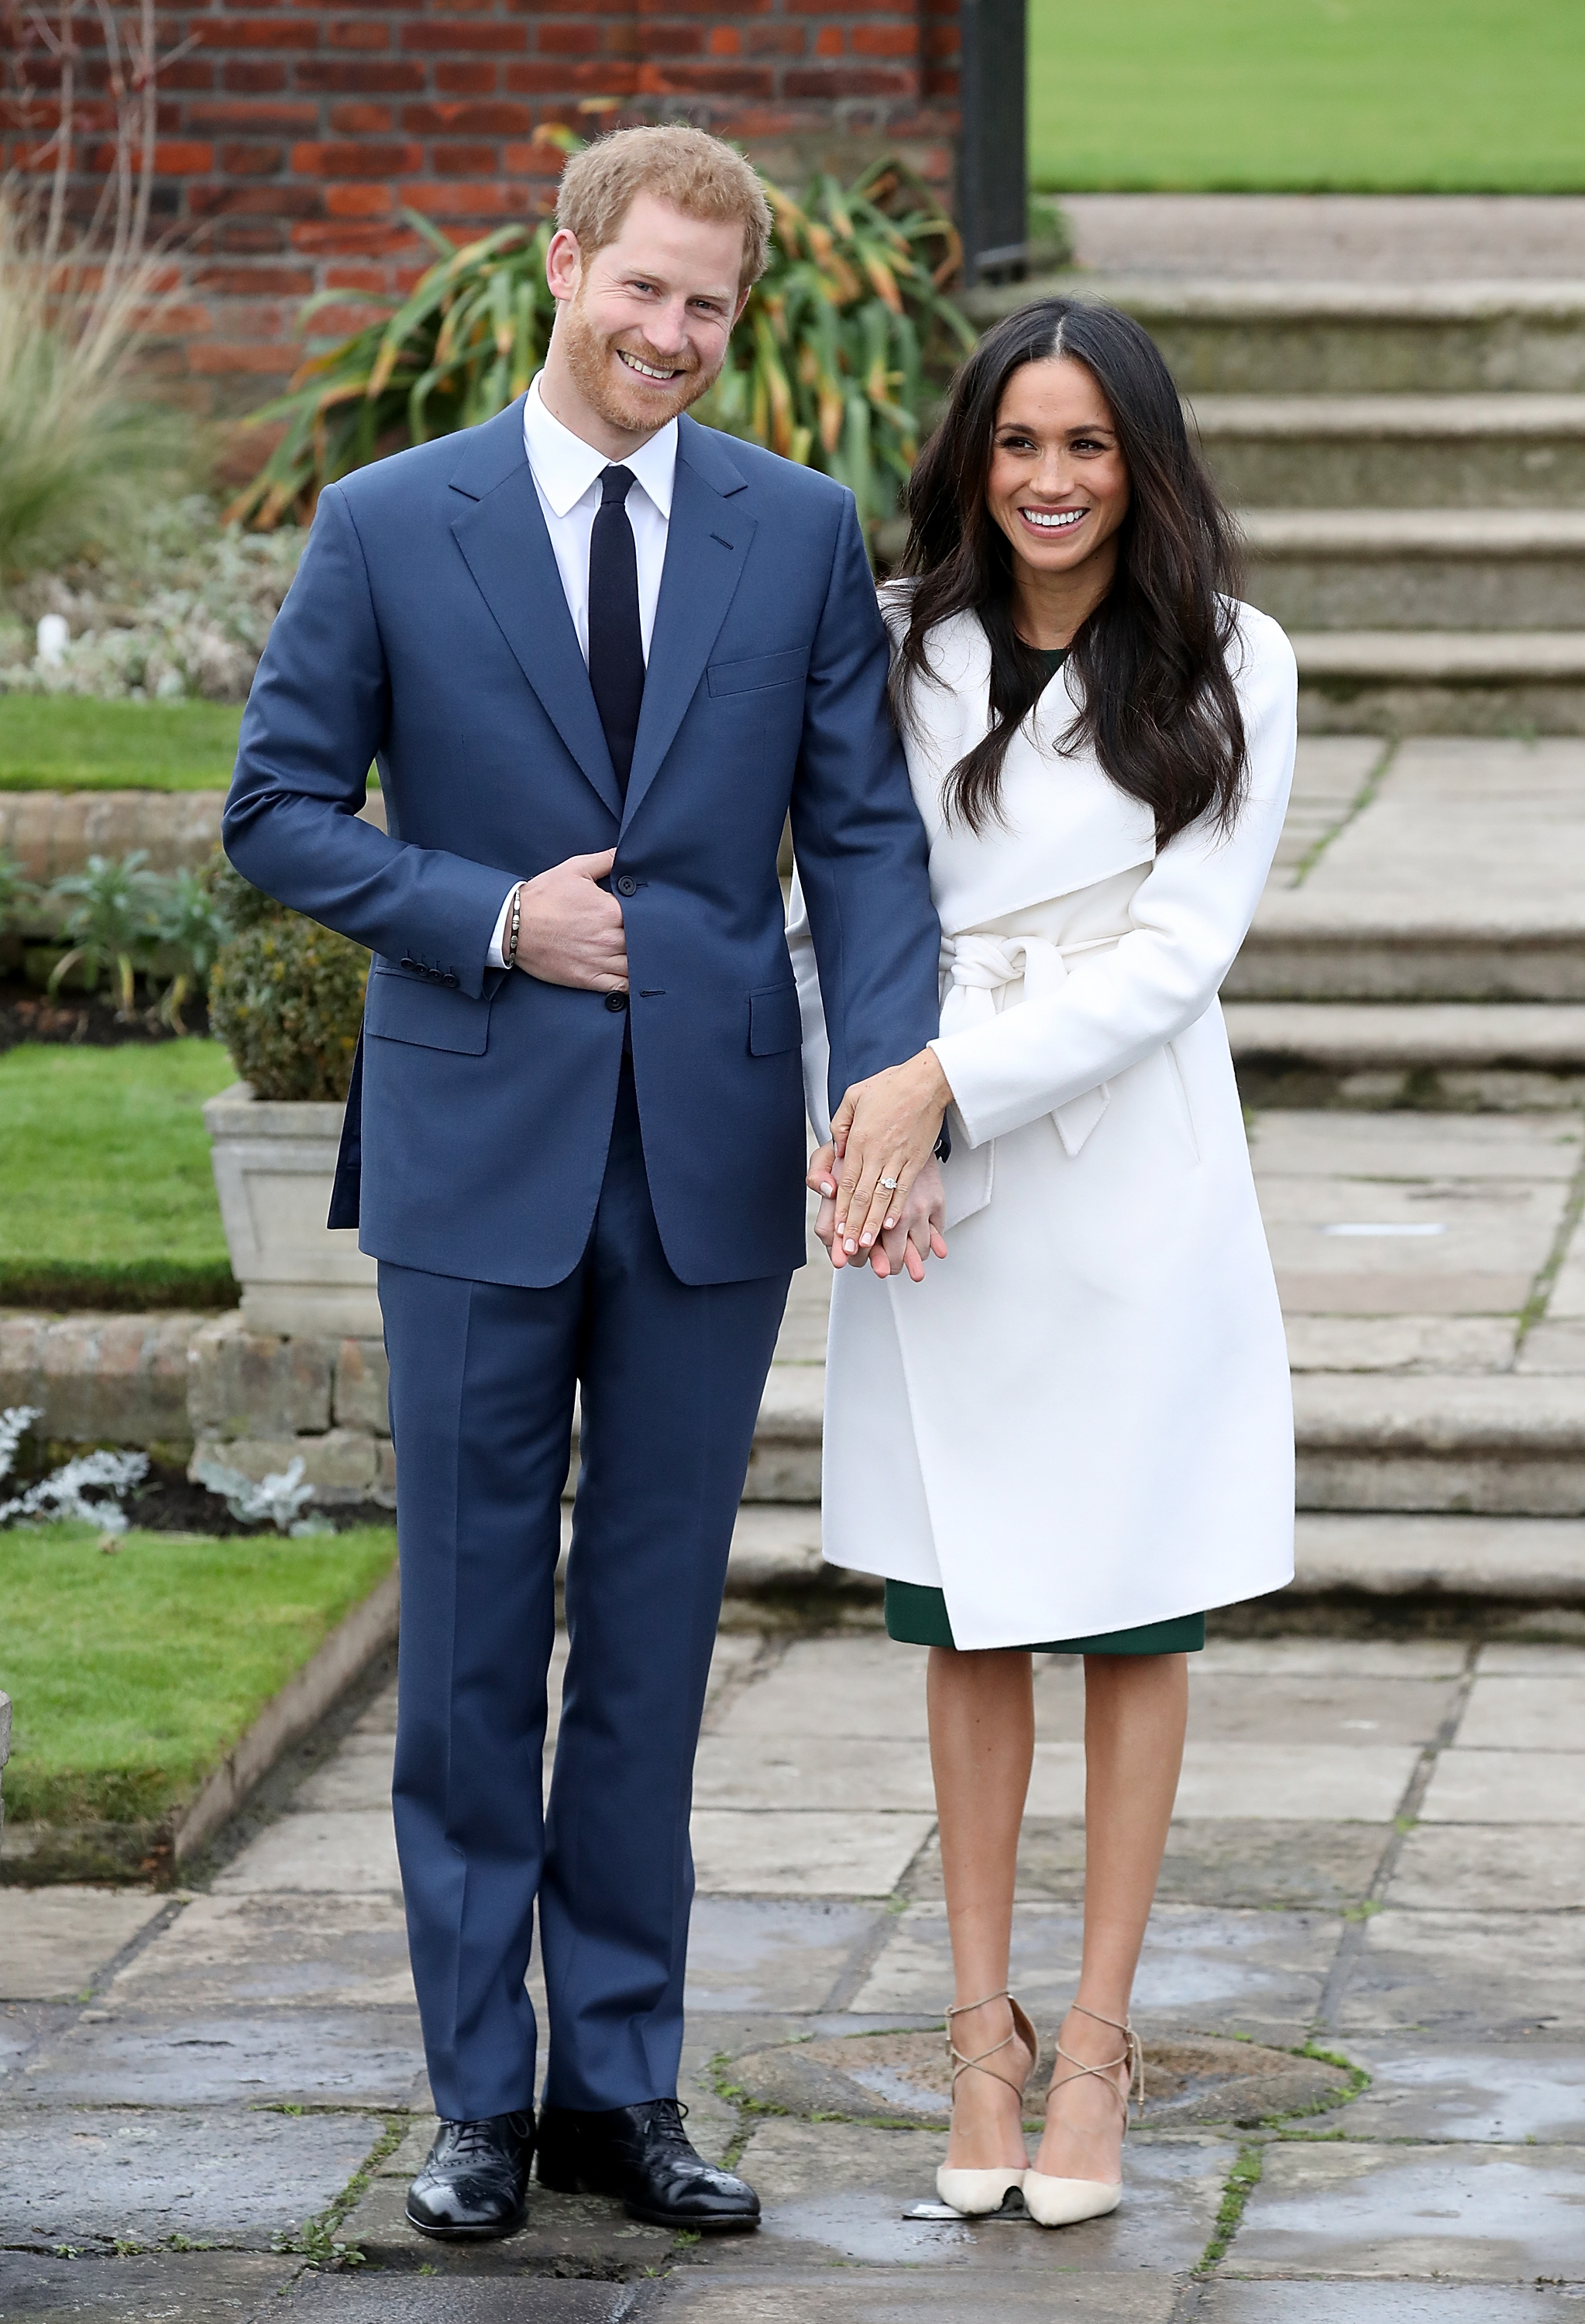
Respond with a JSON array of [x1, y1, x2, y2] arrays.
[[1050, 2005, 1145, 2119], [944, 1991, 1033, 2097]]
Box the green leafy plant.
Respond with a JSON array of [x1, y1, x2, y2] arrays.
[[46, 848, 163, 1013], [230, 156, 973, 548], [154, 866, 229, 1033], [0, 844, 39, 937]]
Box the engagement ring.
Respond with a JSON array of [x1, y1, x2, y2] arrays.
[[879, 1175, 900, 1190]]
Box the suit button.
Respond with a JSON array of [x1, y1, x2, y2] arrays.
[[615, 875, 637, 898], [442, 973, 459, 989], [605, 991, 628, 1012]]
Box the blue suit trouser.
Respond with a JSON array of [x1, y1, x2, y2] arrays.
[[379, 1062, 791, 2119]]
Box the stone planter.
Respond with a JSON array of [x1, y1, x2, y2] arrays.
[[204, 1083, 380, 1339]]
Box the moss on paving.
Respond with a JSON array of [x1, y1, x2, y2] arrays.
[[0, 1041, 239, 1308], [0, 698, 245, 791], [1031, 0, 1585, 192], [0, 1523, 397, 1824]]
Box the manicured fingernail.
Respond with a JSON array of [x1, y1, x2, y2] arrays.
[[821, 1181, 836, 1196], [844, 1239, 857, 1254], [884, 1215, 897, 1229], [860, 1233, 872, 1247]]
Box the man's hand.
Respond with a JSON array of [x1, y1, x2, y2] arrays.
[[827, 1047, 953, 1258], [512, 848, 628, 992]]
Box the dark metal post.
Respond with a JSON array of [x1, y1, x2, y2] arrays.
[[958, 0, 1028, 284]]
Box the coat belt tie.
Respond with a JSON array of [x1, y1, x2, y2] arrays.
[[937, 932, 1120, 1222]]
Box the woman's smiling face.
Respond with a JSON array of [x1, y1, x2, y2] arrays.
[[985, 353, 1131, 586]]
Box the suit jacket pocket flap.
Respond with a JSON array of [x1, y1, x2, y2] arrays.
[[366, 965, 491, 1054], [708, 648, 806, 697], [748, 982, 802, 1057]]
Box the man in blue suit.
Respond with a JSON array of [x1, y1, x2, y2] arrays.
[[225, 124, 944, 2239]]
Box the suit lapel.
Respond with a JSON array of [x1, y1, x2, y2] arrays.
[[448, 402, 623, 822], [621, 418, 753, 834]]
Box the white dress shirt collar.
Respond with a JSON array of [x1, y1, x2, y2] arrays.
[[523, 373, 676, 521]]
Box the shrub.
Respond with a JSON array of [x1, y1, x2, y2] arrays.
[[208, 902, 368, 1103], [230, 156, 974, 550]]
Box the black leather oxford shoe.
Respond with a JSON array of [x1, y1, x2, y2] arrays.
[[536, 2098, 760, 2230], [405, 2110, 535, 2240]]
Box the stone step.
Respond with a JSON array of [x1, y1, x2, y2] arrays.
[[1245, 509, 1585, 631], [1227, 1002, 1585, 1109], [723, 1502, 1585, 1607], [737, 1372, 1585, 1518], [1193, 395, 1585, 510], [965, 277, 1585, 397], [1294, 631, 1585, 736], [1230, 737, 1585, 1000]]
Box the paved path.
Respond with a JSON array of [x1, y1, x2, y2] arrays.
[[5, 1614, 1585, 2319]]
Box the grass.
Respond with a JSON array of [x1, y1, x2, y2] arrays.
[[1030, 0, 1585, 191], [0, 697, 244, 790], [0, 1040, 238, 1308], [0, 1522, 396, 1824]]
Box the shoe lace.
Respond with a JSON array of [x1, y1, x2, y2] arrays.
[[634, 2098, 693, 2154], [445, 2114, 528, 2164]]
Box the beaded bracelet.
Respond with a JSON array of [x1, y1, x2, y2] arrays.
[[504, 883, 522, 970]]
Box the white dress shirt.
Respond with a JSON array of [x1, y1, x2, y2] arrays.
[[487, 373, 678, 964]]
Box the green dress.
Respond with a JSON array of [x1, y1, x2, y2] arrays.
[[883, 638, 1205, 1660]]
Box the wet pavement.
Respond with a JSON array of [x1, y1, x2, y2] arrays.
[[4, 1622, 1585, 2320]]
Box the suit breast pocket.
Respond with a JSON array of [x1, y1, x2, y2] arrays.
[[748, 982, 802, 1057], [707, 648, 807, 698], [365, 965, 491, 1054]]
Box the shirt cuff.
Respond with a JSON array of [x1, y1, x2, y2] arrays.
[[487, 883, 519, 971]]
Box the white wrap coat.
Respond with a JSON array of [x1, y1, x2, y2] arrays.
[[786, 597, 1298, 1648]]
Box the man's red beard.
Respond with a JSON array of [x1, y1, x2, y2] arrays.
[[559, 285, 719, 435]]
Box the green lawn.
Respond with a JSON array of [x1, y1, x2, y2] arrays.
[[0, 697, 246, 790], [1030, 0, 1585, 191], [0, 1524, 396, 1825], [0, 1041, 237, 1308]]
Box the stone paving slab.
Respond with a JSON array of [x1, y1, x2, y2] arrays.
[[690, 1811, 932, 1899], [0, 1889, 169, 2003], [1324, 2042, 1585, 2143], [851, 1904, 1339, 2044], [108, 1894, 414, 2010], [1390, 1823, 1585, 1913], [682, 1899, 882, 2012], [1458, 1673, 1585, 1749], [10, 2006, 421, 2109], [656, 2278, 1181, 2322], [906, 1819, 1390, 1912], [211, 1810, 402, 1896], [1419, 1747, 1585, 1822], [0, 2106, 377, 2250], [1202, 2286, 1585, 2322], [1340, 1910, 1585, 2037], [1060, 194, 1585, 283], [275, 2283, 641, 2323], [0, 2251, 298, 2322], [731, 2116, 1233, 2274], [1228, 2140, 1585, 2278]]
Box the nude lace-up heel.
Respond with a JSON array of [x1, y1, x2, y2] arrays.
[[935, 1989, 1037, 2216], [1023, 2002, 1143, 2229]]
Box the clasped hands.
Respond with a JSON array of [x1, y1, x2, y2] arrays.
[[506, 849, 949, 1284], [807, 1049, 951, 1284]]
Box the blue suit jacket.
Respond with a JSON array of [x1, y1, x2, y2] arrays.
[[223, 401, 941, 1287]]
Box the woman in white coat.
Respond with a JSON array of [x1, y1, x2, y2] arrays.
[[788, 298, 1296, 2229]]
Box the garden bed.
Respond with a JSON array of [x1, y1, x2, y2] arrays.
[[0, 979, 211, 1054], [0, 1040, 238, 1309], [0, 1521, 397, 1883]]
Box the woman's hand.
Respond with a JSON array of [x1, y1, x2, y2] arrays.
[[808, 1143, 947, 1281], [829, 1048, 953, 1258]]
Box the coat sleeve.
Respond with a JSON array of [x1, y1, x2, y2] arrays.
[[787, 498, 940, 1116], [930, 610, 1298, 1148], [222, 484, 512, 999]]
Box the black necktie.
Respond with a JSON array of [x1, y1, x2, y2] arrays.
[[588, 464, 645, 798]]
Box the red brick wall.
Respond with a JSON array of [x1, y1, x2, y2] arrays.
[[2, 0, 961, 422]]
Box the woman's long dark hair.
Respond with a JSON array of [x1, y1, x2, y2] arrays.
[[894, 297, 1247, 845]]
